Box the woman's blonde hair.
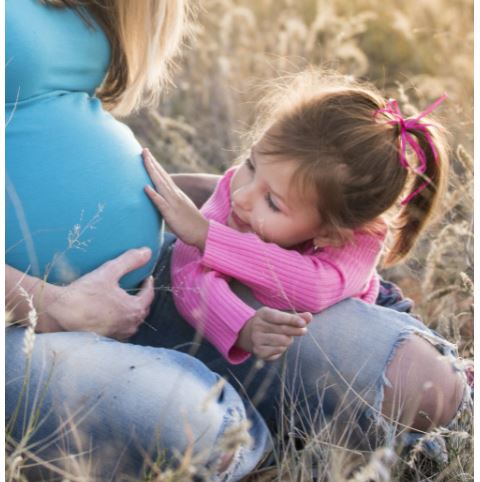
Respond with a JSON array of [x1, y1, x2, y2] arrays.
[[42, 0, 190, 116]]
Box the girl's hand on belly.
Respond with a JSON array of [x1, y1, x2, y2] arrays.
[[49, 248, 155, 339], [143, 149, 209, 251]]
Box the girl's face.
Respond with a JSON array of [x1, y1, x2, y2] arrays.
[[228, 143, 326, 248]]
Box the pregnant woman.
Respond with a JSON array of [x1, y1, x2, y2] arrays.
[[6, 1, 271, 480], [6, 0, 471, 480]]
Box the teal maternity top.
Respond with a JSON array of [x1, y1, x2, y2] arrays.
[[6, 0, 163, 289]]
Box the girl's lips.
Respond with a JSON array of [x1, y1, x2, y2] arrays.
[[230, 210, 250, 229]]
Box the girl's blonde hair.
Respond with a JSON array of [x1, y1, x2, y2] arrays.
[[251, 70, 449, 266], [42, 0, 190, 116]]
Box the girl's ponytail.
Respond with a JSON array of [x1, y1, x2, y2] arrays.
[[381, 99, 449, 267]]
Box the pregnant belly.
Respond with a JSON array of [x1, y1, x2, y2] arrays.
[[6, 92, 163, 289]]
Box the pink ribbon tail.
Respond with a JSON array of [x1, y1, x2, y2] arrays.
[[375, 93, 447, 205]]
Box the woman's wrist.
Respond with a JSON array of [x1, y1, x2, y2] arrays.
[[40, 284, 73, 332], [45, 281, 94, 333], [6, 265, 65, 332]]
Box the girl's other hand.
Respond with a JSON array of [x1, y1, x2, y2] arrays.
[[237, 307, 312, 361], [143, 148, 209, 250], [49, 248, 155, 339]]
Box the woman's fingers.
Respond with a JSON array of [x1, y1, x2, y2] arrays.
[[102, 247, 152, 281], [137, 275, 155, 307], [55, 247, 157, 340]]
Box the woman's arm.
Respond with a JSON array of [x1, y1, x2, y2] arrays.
[[6, 265, 63, 332], [170, 173, 220, 209], [5, 247, 155, 339]]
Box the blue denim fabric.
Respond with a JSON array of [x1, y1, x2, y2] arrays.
[[376, 278, 414, 313], [6, 328, 271, 480], [132, 233, 469, 457]]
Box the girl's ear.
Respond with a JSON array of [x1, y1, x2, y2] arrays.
[[313, 226, 353, 249]]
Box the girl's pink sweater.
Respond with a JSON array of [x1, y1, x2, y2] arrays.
[[171, 167, 385, 364]]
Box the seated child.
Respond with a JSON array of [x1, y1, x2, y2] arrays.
[[143, 72, 448, 364]]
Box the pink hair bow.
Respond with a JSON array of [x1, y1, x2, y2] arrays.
[[375, 93, 447, 205]]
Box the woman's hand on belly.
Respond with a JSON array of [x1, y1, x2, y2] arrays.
[[47, 248, 155, 339]]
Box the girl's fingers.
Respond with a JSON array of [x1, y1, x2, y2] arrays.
[[298, 312, 313, 324], [143, 150, 166, 187], [255, 333, 294, 348], [144, 155, 168, 193], [145, 185, 168, 212], [254, 346, 286, 361], [262, 324, 307, 337], [257, 306, 309, 328], [265, 352, 284, 362], [143, 149, 176, 191]]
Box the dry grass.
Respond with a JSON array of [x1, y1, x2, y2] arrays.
[[7, 0, 473, 480]]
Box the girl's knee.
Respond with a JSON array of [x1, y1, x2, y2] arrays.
[[381, 334, 465, 432]]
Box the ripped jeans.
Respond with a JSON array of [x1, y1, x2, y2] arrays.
[[132, 234, 472, 469], [6, 329, 271, 481]]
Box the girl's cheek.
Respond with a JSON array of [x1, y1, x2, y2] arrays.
[[230, 176, 241, 202], [231, 169, 249, 194]]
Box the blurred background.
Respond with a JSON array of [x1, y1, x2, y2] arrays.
[[126, 0, 473, 359]]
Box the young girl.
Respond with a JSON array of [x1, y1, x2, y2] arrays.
[[144, 72, 448, 365]]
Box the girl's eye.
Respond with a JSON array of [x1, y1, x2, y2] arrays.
[[266, 193, 280, 212], [245, 158, 254, 171]]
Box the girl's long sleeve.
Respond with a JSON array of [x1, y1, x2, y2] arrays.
[[171, 166, 384, 362], [171, 256, 254, 364], [202, 220, 383, 312]]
